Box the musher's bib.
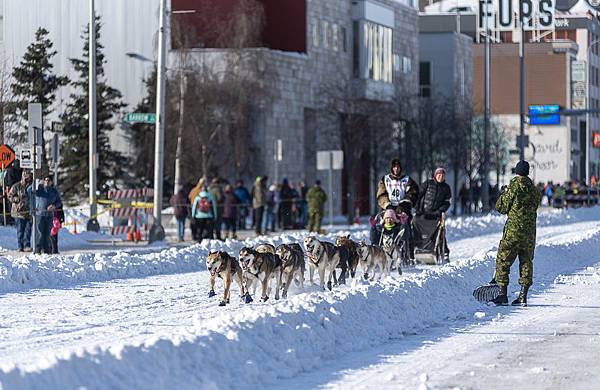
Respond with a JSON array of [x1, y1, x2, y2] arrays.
[[384, 175, 410, 206]]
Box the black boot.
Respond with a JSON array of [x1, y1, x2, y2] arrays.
[[491, 285, 508, 306], [511, 286, 529, 306]]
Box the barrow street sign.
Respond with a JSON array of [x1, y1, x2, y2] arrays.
[[124, 113, 156, 124]]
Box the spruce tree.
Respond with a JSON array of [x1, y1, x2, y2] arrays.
[[60, 17, 126, 202], [9, 27, 69, 171]]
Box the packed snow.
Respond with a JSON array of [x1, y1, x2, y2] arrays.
[[0, 207, 598, 389]]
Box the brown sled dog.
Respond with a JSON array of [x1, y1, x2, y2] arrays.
[[275, 243, 305, 298], [206, 251, 247, 306], [335, 235, 360, 283]]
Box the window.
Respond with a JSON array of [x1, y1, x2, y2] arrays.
[[419, 61, 431, 97], [353, 21, 360, 77], [402, 56, 412, 74], [332, 23, 339, 52], [312, 18, 319, 48], [362, 21, 393, 83], [341, 27, 347, 52], [323, 20, 329, 48]]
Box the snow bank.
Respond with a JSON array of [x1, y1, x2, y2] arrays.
[[0, 207, 598, 296], [1, 221, 599, 389]]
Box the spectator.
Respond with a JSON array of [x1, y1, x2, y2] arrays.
[[279, 178, 295, 229], [251, 176, 267, 235], [34, 175, 62, 254], [9, 171, 33, 252], [234, 180, 251, 230], [306, 180, 327, 233], [222, 185, 239, 239], [208, 178, 224, 240], [188, 178, 206, 240], [459, 183, 470, 215], [170, 187, 189, 242], [265, 184, 278, 233], [297, 180, 308, 228], [191, 187, 217, 243]]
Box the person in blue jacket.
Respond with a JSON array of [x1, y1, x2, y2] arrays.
[[191, 188, 217, 242], [32, 175, 62, 254]]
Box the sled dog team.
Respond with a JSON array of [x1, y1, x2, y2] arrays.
[[206, 235, 400, 307]]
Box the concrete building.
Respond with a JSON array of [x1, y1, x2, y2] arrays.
[[422, 0, 600, 184], [173, 0, 420, 214]]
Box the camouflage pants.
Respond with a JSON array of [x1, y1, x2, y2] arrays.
[[495, 238, 535, 288], [307, 211, 322, 233]]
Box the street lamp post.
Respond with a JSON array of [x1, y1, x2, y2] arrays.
[[87, 0, 100, 232], [149, 0, 167, 243]]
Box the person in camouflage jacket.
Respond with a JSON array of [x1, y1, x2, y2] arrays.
[[306, 180, 327, 233], [492, 160, 541, 306]]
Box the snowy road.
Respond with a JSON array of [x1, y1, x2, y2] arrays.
[[0, 209, 598, 389], [274, 262, 600, 390]]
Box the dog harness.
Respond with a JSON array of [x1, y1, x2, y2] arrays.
[[384, 175, 410, 206]]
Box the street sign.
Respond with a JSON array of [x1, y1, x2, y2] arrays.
[[125, 113, 156, 124], [317, 150, 344, 170], [18, 145, 42, 169], [28, 103, 43, 145], [529, 105, 560, 125], [51, 133, 60, 163], [516, 135, 530, 149], [51, 121, 64, 132], [572, 61, 586, 82], [478, 0, 555, 32], [0, 144, 16, 168], [274, 139, 283, 161]]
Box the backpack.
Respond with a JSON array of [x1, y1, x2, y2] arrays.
[[197, 195, 212, 214]]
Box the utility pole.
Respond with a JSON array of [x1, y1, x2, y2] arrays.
[[482, 0, 491, 211], [519, 11, 526, 161], [87, 0, 99, 232], [173, 72, 185, 196], [149, 0, 167, 242]]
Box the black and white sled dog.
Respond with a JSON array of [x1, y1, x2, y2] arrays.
[[380, 233, 404, 275], [303, 236, 343, 291], [239, 246, 282, 302], [357, 240, 389, 281], [275, 243, 305, 298]]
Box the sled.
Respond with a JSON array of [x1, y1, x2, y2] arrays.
[[413, 213, 448, 265]]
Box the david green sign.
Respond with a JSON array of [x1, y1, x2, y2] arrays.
[[125, 113, 156, 124]]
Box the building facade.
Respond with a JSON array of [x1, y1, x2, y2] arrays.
[[422, 0, 600, 184]]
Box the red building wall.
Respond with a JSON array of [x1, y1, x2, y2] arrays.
[[171, 0, 306, 52]]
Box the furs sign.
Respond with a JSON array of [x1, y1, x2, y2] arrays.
[[478, 0, 555, 31]]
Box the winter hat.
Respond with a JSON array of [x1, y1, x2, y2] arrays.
[[383, 209, 397, 222], [269, 184, 277, 191], [391, 159, 401, 169], [514, 160, 530, 176], [434, 167, 446, 176]]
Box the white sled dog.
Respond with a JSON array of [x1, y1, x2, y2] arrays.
[[275, 243, 305, 298], [303, 236, 343, 291], [356, 240, 389, 281], [239, 246, 282, 302], [206, 251, 247, 306]]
